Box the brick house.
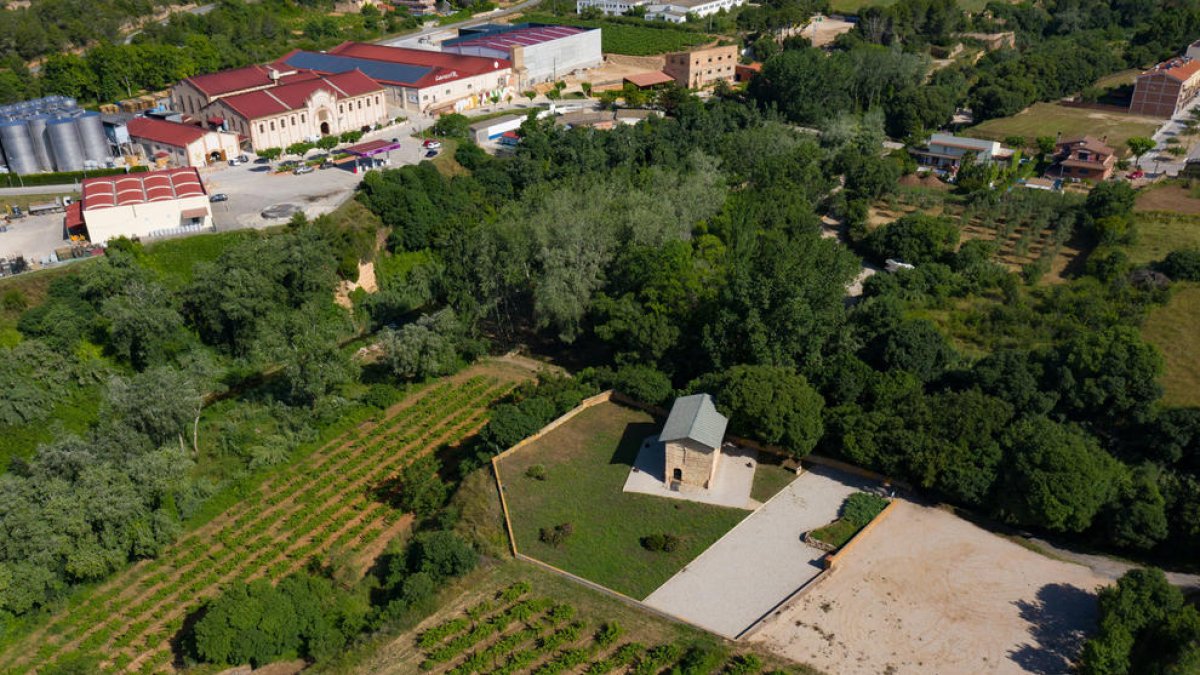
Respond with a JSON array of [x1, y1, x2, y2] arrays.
[[662, 45, 738, 89], [1048, 136, 1116, 181], [1129, 57, 1200, 118]]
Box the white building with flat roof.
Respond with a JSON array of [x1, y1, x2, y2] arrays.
[[68, 167, 212, 243]]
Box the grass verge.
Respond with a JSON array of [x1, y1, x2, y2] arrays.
[[966, 102, 1160, 156], [1141, 283, 1200, 407]]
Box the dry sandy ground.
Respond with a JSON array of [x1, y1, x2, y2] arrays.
[[643, 465, 879, 638], [807, 16, 856, 48], [751, 501, 1110, 675]]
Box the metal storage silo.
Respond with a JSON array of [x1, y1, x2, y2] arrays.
[[47, 117, 83, 172], [76, 112, 109, 164], [26, 114, 52, 172], [0, 120, 38, 175]]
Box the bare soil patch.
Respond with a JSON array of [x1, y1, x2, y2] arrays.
[[750, 500, 1109, 675]]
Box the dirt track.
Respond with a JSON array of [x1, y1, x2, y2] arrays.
[[750, 501, 1110, 674]]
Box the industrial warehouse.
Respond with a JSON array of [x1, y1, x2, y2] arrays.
[[441, 23, 602, 87], [277, 42, 515, 115], [65, 167, 212, 243], [0, 96, 112, 174]]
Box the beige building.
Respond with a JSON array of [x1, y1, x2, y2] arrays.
[[660, 394, 728, 489], [127, 117, 241, 167], [68, 168, 212, 243], [663, 44, 738, 89], [172, 65, 388, 151], [1130, 56, 1200, 118]]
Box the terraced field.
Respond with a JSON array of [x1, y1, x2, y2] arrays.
[[0, 361, 532, 674]]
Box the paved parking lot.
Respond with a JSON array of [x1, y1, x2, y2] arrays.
[[642, 465, 878, 638], [0, 213, 67, 263]]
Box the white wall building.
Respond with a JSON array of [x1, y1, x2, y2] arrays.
[[576, 0, 649, 16], [71, 168, 213, 243], [577, 0, 744, 19], [441, 23, 602, 87], [127, 117, 242, 167]]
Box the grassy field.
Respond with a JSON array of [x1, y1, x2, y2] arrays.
[[1093, 68, 1141, 90], [1126, 212, 1200, 264], [496, 401, 748, 599], [332, 558, 818, 675], [520, 13, 710, 55], [966, 102, 1161, 156], [0, 362, 533, 674], [137, 229, 265, 289], [1142, 284, 1200, 407]]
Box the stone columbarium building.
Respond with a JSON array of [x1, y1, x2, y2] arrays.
[[660, 393, 728, 489]]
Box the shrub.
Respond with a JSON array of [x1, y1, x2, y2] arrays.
[[539, 522, 574, 547], [843, 492, 889, 527], [526, 464, 548, 481], [1157, 249, 1200, 281], [724, 654, 763, 674], [639, 533, 681, 552]]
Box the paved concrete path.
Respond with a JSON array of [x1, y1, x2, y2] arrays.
[[642, 465, 879, 638], [623, 439, 759, 510]]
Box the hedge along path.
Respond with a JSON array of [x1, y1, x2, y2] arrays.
[[4, 376, 492, 671], [120, 380, 512, 674], [2, 361, 535, 674]]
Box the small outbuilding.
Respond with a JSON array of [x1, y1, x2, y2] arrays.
[[660, 393, 728, 489]]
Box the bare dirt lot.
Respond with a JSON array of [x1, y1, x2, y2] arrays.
[[750, 501, 1110, 675]]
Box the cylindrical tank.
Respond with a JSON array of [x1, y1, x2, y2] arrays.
[[76, 112, 109, 164], [25, 114, 52, 172], [47, 117, 83, 172], [0, 120, 38, 175]]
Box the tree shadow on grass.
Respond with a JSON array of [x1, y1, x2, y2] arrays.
[[609, 421, 659, 468], [1009, 582, 1100, 674]]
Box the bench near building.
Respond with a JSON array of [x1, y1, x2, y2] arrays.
[[65, 167, 212, 243]]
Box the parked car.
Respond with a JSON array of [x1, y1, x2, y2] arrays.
[[425, 150, 438, 158], [1128, 170, 1145, 180], [238, 154, 250, 163], [293, 165, 314, 175], [209, 193, 229, 203], [423, 139, 442, 150], [227, 158, 241, 166]]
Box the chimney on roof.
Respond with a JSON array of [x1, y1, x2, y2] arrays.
[[268, 67, 281, 84]]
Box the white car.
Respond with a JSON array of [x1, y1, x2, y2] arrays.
[[423, 139, 442, 150]]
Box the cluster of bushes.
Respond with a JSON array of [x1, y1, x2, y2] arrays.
[[475, 376, 600, 459], [639, 533, 681, 553], [1079, 568, 1200, 674], [539, 523, 574, 548]]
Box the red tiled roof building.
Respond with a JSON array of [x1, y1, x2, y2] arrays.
[[1130, 57, 1200, 118], [74, 168, 213, 243], [126, 117, 242, 167]]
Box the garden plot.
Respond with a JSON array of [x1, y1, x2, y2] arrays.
[[643, 465, 878, 639], [750, 500, 1110, 675]]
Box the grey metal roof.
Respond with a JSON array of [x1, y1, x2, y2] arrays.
[[660, 393, 727, 450], [283, 51, 432, 87]]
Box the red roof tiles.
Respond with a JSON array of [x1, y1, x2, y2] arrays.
[[127, 117, 208, 148], [1142, 57, 1200, 83], [217, 69, 383, 121], [81, 168, 206, 211], [625, 71, 675, 88], [327, 42, 510, 79], [183, 64, 320, 97]]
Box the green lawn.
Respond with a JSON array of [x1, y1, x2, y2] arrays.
[[1126, 212, 1200, 264], [966, 102, 1161, 156], [750, 460, 797, 503], [1142, 283, 1200, 408], [496, 401, 747, 600], [520, 14, 710, 55]]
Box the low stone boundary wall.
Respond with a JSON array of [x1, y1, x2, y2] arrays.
[[822, 498, 901, 570], [488, 388, 905, 642]]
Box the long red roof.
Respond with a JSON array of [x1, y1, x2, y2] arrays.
[[127, 117, 208, 148], [82, 168, 206, 211], [182, 64, 320, 97], [1141, 57, 1200, 83], [327, 42, 511, 78], [217, 69, 383, 121]]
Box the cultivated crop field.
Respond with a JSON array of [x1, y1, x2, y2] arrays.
[[0, 362, 532, 674], [519, 14, 710, 55], [355, 564, 818, 675]]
